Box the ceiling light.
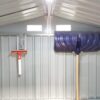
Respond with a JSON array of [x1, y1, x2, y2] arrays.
[[56, 25, 71, 31], [27, 25, 42, 32], [46, 0, 53, 3]]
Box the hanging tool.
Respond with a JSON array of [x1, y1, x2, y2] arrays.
[[11, 34, 27, 76], [54, 32, 100, 100], [11, 50, 27, 76]]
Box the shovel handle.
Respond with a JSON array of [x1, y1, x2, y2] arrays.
[[76, 55, 80, 100]]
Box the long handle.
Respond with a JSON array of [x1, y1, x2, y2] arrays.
[[76, 55, 80, 100], [18, 53, 22, 76], [18, 59, 22, 76]]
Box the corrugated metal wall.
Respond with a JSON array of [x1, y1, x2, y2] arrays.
[[0, 36, 100, 100]]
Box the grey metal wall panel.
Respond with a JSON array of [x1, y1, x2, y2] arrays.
[[49, 37, 56, 98], [0, 35, 100, 100], [32, 36, 36, 99], [80, 54, 89, 99], [57, 53, 65, 98], [0, 37, 2, 100], [35, 37, 41, 99], [40, 37, 49, 98], [66, 54, 74, 99], [9, 36, 18, 100], [1, 37, 10, 99], [97, 52, 100, 98], [25, 36, 33, 99], [88, 54, 97, 99]]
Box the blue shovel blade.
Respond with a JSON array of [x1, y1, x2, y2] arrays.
[[54, 32, 100, 54]]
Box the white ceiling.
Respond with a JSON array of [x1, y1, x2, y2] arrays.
[[0, 0, 100, 26]]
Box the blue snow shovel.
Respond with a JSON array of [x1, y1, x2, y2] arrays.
[[54, 31, 100, 100]]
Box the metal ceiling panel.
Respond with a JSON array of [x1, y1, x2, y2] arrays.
[[54, 12, 100, 26], [0, 0, 44, 26], [0, 0, 100, 26], [55, 8, 100, 23], [0, 11, 44, 25], [54, 0, 100, 26]]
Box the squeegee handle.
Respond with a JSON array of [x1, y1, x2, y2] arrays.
[[18, 53, 22, 76], [76, 55, 80, 100]]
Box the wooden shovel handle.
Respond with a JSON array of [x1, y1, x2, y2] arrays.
[[76, 55, 80, 100]]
